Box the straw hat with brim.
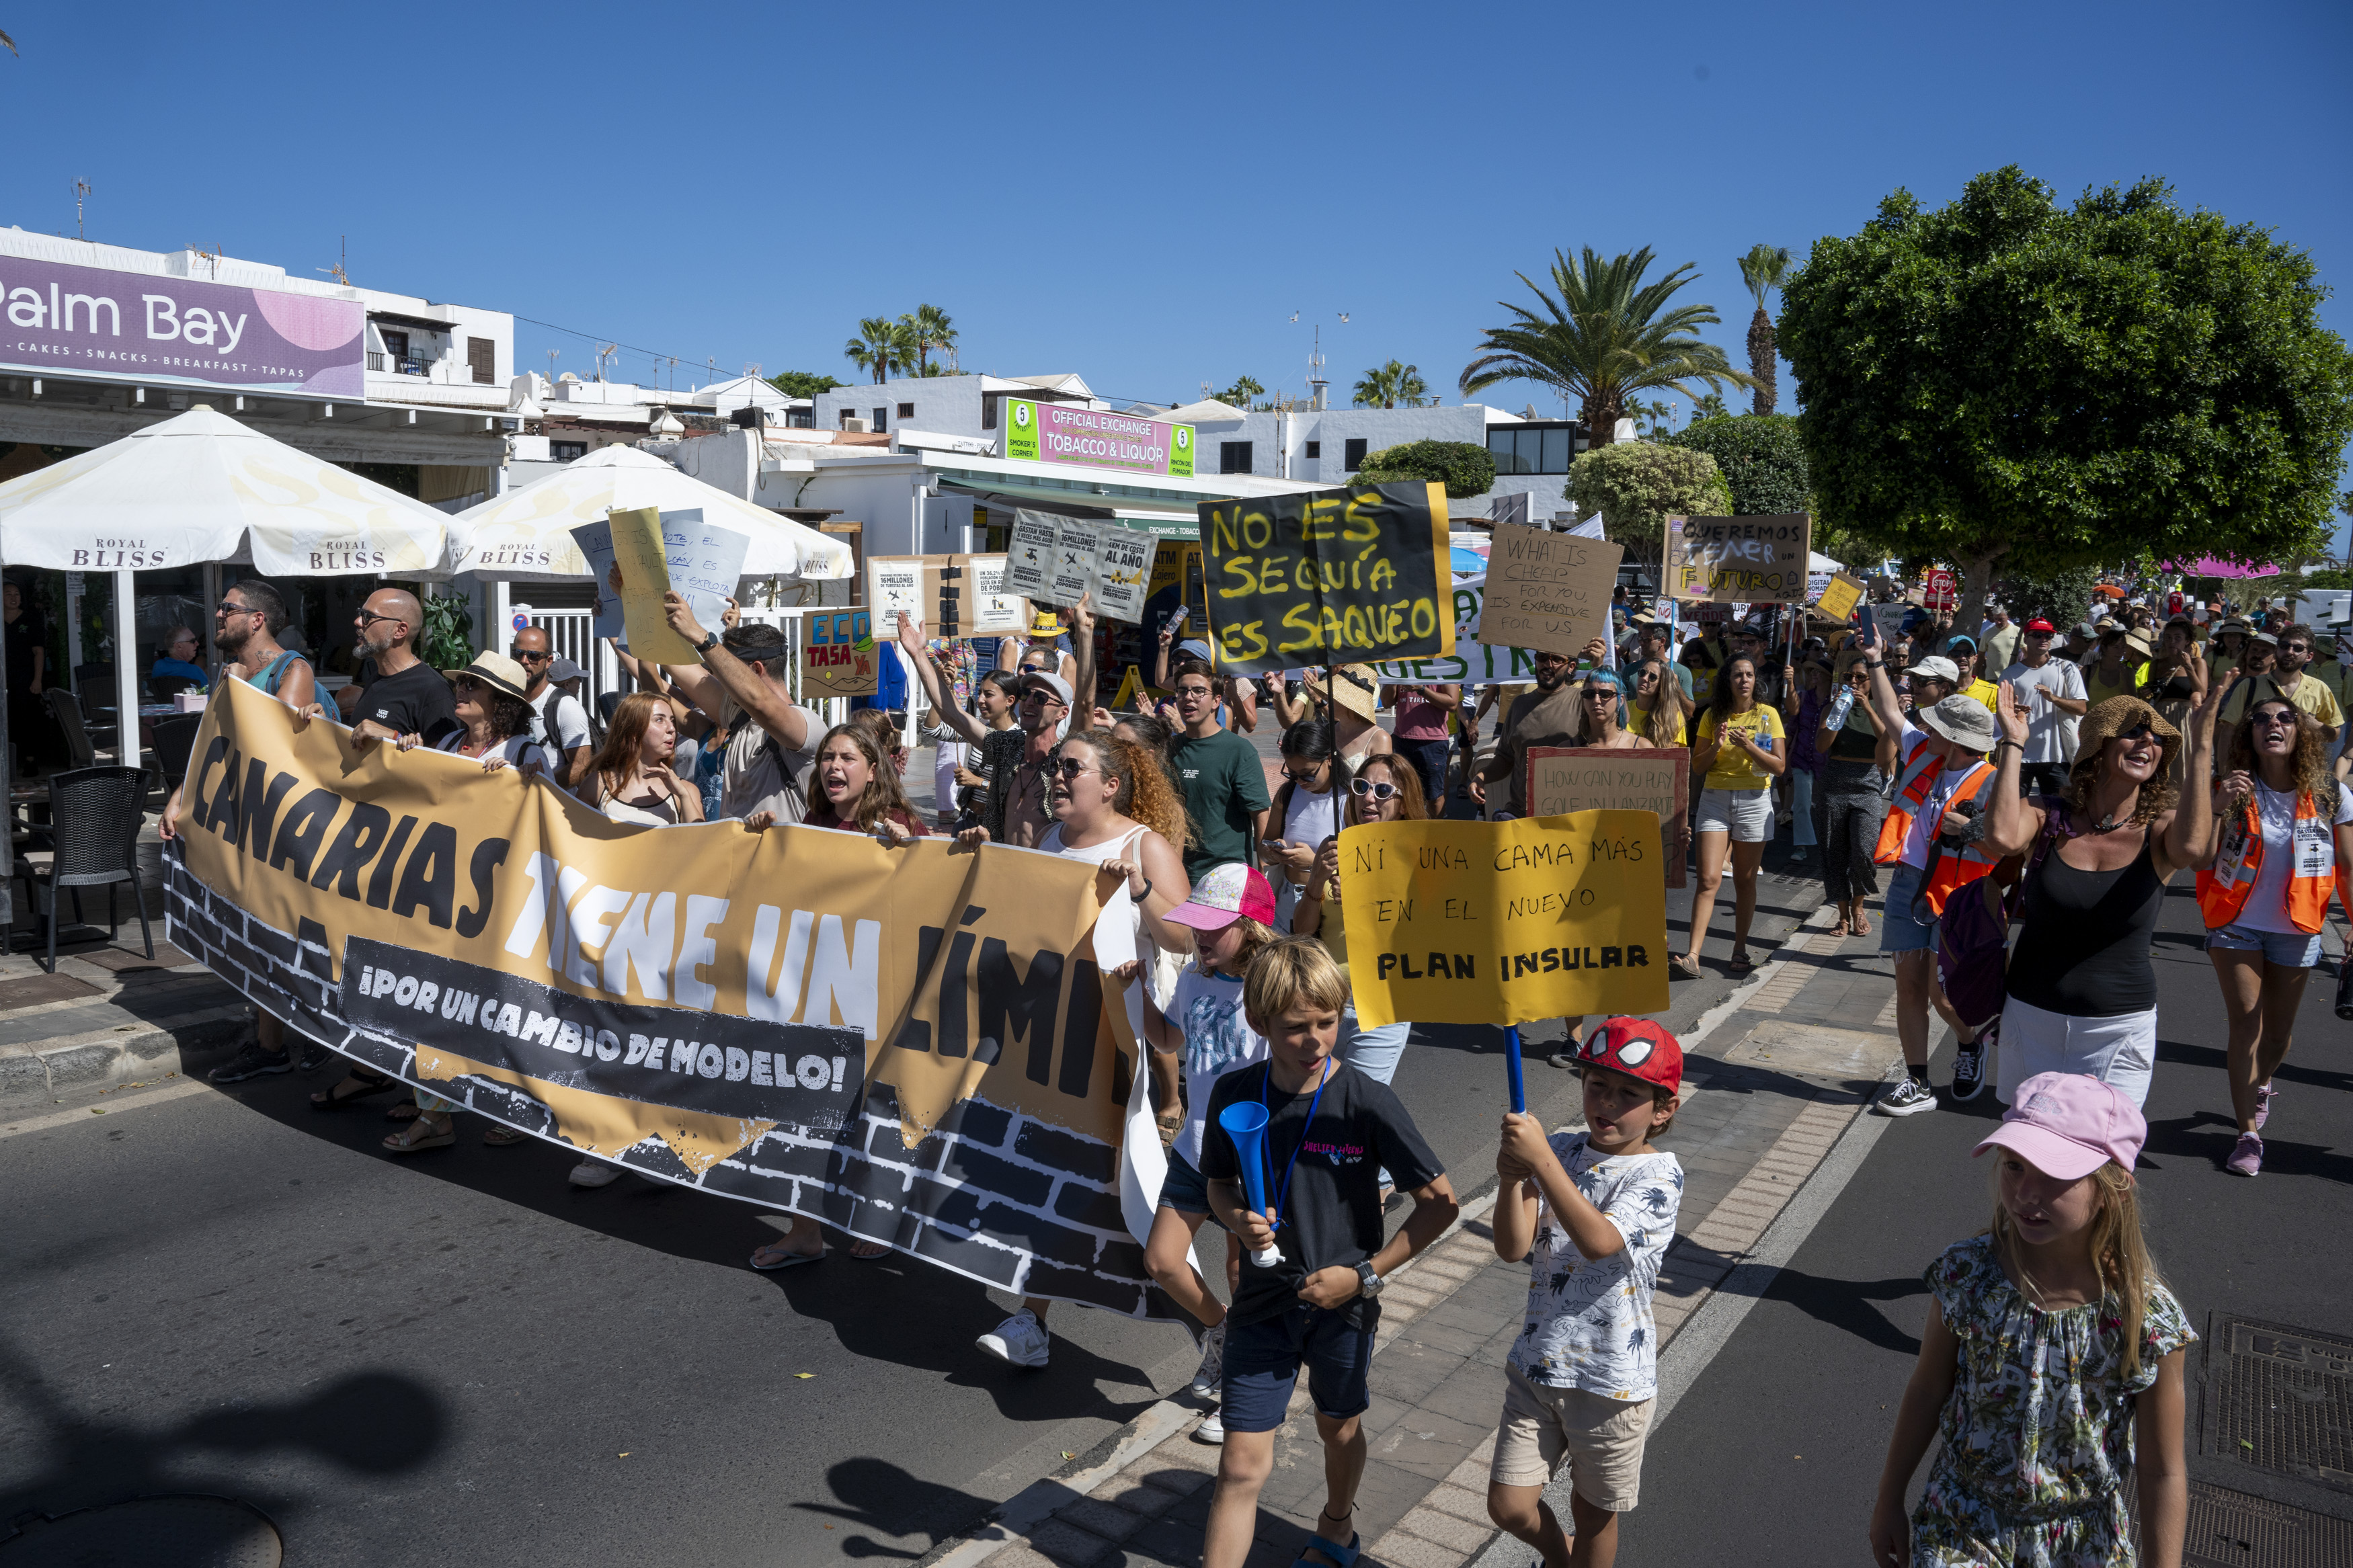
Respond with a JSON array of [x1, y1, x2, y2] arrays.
[[1325, 664, 1380, 720], [445, 651, 532, 703], [1916, 693, 1997, 753], [2120, 632, 2153, 658], [1030, 610, 1064, 637], [2072, 694, 2180, 775]]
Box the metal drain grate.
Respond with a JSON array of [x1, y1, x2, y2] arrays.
[[2203, 1315, 2353, 1492], [2184, 1481, 2353, 1568], [0, 1493, 281, 1567]]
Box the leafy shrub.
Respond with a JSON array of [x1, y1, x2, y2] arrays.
[[1354, 440, 1497, 499]]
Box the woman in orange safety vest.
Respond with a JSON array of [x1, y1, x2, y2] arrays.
[[2198, 680, 2353, 1178]]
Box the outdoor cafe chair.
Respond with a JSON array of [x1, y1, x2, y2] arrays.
[[43, 688, 98, 771], [13, 765, 155, 973]]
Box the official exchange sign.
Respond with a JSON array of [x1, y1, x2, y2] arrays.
[[167, 682, 1172, 1317], [1200, 481, 1453, 676]]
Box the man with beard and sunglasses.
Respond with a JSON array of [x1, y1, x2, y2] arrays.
[[346, 587, 457, 749], [159, 580, 320, 1082], [1469, 639, 1606, 820]]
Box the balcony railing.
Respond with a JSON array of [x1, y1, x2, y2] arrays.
[[366, 351, 439, 376]]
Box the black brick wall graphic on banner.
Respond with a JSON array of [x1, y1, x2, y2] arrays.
[[1199, 481, 1455, 675], [166, 850, 1162, 1315]]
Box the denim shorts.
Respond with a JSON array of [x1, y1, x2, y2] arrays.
[[2206, 921, 2325, 969], [1878, 861, 1940, 955], [1223, 1305, 1376, 1433], [1157, 1148, 1213, 1216]]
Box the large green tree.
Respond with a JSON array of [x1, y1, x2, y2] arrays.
[[844, 317, 910, 383], [1665, 412, 1810, 513], [767, 370, 843, 398], [900, 304, 957, 376], [1460, 247, 1751, 447], [1779, 167, 2353, 618], [1565, 442, 1732, 556], [1737, 244, 1793, 414]]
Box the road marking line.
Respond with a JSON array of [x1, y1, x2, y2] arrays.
[[0, 1076, 212, 1139]]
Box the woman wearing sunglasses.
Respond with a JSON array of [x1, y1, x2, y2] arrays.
[[1261, 720, 1350, 934], [1627, 658, 1687, 747], [1817, 650, 1888, 938], [2196, 680, 2353, 1175], [1568, 667, 1653, 751], [1678, 655, 1788, 977], [1296, 755, 1427, 1102], [1976, 683, 2227, 1111]]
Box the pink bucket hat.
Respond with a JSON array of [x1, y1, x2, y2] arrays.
[[1164, 864, 1277, 932], [1973, 1072, 2146, 1182]]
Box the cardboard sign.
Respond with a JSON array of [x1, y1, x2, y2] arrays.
[[1050, 517, 1105, 606], [867, 554, 932, 626], [967, 554, 1029, 636], [1092, 530, 1154, 622], [1523, 747, 1689, 890], [601, 507, 751, 665], [1337, 812, 1671, 1028], [1477, 522, 1624, 658], [868, 554, 1028, 638], [1199, 481, 1453, 676], [1666, 513, 1814, 604], [1817, 572, 1866, 624], [802, 609, 880, 698]]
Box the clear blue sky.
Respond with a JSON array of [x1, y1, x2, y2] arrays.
[[2, 3, 2347, 511]]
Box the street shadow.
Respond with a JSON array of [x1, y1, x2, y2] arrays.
[[190, 1071, 1169, 1426], [2145, 1107, 2353, 1184], [0, 1329, 447, 1527], [2154, 1037, 2353, 1097], [794, 1456, 1000, 1559], [1761, 1270, 1930, 1355]]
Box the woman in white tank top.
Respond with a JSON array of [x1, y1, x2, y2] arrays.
[[1261, 719, 1348, 934]]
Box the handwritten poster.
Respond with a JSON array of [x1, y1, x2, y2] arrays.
[[600, 507, 750, 665], [1816, 572, 1865, 623], [1477, 522, 1624, 657], [803, 609, 880, 698], [1338, 812, 1671, 1028], [1199, 481, 1453, 676], [1523, 747, 1689, 890], [1666, 513, 1814, 604]]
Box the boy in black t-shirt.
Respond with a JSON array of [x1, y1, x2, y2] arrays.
[[1199, 939, 1458, 1568]]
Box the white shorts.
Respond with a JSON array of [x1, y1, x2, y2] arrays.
[[1694, 786, 1773, 843], [1995, 995, 2157, 1108]]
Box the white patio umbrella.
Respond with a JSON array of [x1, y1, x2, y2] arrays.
[[448, 446, 854, 582], [0, 405, 469, 774]]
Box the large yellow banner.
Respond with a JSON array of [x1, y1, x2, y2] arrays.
[[168, 681, 1166, 1315], [1339, 812, 1671, 1028]]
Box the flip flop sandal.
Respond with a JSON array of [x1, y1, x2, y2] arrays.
[[1294, 1532, 1361, 1568], [1669, 953, 1705, 979], [750, 1243, 826, 1272], [382, 1119, 454, 1154], [309, 1073, 396, 1112]]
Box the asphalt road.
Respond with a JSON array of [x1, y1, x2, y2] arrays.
[[1638, 877, 2353, 1565]]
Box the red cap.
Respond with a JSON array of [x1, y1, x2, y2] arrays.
[[1577, 1017, 1683, 1095], [2024, 618, 2057, 634]]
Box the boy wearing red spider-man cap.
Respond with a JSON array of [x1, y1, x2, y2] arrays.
[[1487, 1017, 1685, 1568]]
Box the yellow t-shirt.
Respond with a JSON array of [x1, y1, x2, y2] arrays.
[[1965, 678, 1999, 711], [1634, 700, 1689, 747], [2085, 662, 2150, 706], [2221, 671, 2347, 729], [1697, 704, 1786, 790]]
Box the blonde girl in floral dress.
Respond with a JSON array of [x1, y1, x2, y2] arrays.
[[1870, 1073, 2193, 1567]]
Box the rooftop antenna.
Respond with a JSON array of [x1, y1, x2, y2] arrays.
[[73, 177, 91, 241], [315, 235, 348, 287], [668, 356, 678, 395], [545, 348, 560, 387], [596, 343, 616, 382]]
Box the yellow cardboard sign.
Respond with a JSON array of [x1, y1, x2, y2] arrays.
[[1338, 812, 1670, 1028], [608, 506, 698, 665], [1817, 572, 1865, 624]]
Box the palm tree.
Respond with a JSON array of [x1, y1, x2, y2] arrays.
[[845, 317, 900, 383], [901, 304, 957, 376], [1458, 247, 1752, 447], [1216, 376, 1265, 409], [1353, 360, 1429, 409], [1737, 243, 1794, 415]]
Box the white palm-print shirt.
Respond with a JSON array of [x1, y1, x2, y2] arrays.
[[1507, 1132, 1683, 1401]]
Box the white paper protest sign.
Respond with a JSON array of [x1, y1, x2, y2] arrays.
[[1008, 510, 1060, 601], [1093, 531, 1154, 622], [1050, 517, 1103, 606]]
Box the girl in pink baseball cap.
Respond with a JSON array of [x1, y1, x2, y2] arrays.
[[1869, 1073, 2196, 1568]]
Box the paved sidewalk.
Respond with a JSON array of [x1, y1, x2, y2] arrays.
[[930, 908, 1925, 1568]]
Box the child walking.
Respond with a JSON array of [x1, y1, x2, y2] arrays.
[[1488, 1018, 1686, 1568], [1130, 864, 1281, 1443], [1199, 938, 1459, 1568], [1870, 1072, 2193, 1568]]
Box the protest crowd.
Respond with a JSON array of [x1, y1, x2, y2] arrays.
[[136, 530, 2353, 1568]]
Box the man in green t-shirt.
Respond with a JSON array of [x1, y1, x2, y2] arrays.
[[1166, 657, 1272, 879]]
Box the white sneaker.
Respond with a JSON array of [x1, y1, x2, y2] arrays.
[[569, 1159, 621, 1188], [975, 1309, 1050, 1369], [1191, 1408, 1224, 1444], [1876, 1077, 1938, 1117], [1189, 1320, 1226, 1399]]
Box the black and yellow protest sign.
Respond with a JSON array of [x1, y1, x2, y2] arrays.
[[167, 682, 1171, 1317], [1199, 482, 1453, 675], [1339, 812, 1670, 1028], [1666, 513, 1814, 604], [1524, 747, 1689, 891]]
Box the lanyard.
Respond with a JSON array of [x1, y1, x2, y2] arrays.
[[1261, 1059, 1333, 1233]]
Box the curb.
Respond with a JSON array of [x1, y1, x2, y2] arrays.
[[0, 1005, 249, 1100]]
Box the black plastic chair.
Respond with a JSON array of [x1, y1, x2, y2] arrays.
[[44, 688, 97, 770], [151, 713, 204, 796], [13, 765, 154, 973], [148, 674, 200, 702]]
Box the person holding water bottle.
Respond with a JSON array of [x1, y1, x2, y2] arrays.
[[1675, 655, 1788, 977], [1198, 938, 1458, 1568]]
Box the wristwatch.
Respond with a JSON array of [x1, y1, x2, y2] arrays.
[[1354, 1260, 1384, 1298], [696, 628, 723, 653]]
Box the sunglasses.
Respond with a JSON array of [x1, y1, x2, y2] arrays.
[[1047, 757, 1095, 780], [2251, 709, 2299, 729], [2283, 645, 2311, 655], [354, 607, 405, 628], [2111, 723, 2157, 743], [1020, 689, 1066, 706], [1349, 778, 1400, 800], [510, 648, 553, 663], [214, 600, 255, 618], [1582, 687, 1618, 701], [1281, 766, 1326, 784]]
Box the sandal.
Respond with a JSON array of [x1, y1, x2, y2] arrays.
[[1728, 952, 1755, 975], [382, 1116, 454, 1154], [848, 1240, 891, 1260], [1669, 952, 1705, 980], [750, 1241, 826, 1271], [1296, 1506, 1361, 1568], [1853, 913, 1872, 938], [309, 1071, 395, 1112], [482, 1125, 528, 1147], [385, 1101, 421, 1123]]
